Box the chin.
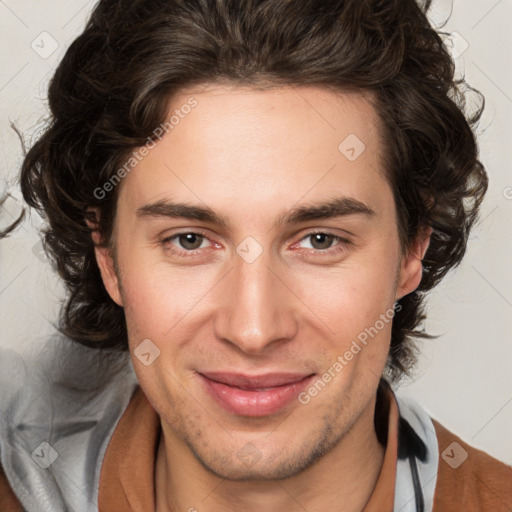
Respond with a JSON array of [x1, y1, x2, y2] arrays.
[[184, 421, 344, 482]]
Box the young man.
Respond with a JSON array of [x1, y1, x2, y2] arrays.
[[1, 0, 511, 511]]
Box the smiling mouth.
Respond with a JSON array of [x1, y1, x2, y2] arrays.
[[198, 371, 316, 417]]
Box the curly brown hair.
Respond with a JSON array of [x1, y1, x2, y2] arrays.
[[8, 0, 487, 382]]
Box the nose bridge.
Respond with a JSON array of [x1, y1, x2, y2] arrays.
[[214, 249, 296, 354]]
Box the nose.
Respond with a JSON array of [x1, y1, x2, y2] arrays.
[[213, 248, 298, 355]]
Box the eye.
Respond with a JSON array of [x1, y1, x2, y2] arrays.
[[160, 231, 214, 255], [293, 231, 351, 257], [301, 233, 337, 250], [298, 232, 347, 250], [159, 230, 351, 260], [174, 232, 208, 250]]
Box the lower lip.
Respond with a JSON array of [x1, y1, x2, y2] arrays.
[[199, 374, 315, 417]]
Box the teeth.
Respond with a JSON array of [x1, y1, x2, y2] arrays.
[[238, 386, 278, 391]]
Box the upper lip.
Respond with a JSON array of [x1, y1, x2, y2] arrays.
[[199, 371, 314, 389]]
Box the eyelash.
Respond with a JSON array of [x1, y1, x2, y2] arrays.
[[159, 230, 351, 258], [160, 230, 216, 257]]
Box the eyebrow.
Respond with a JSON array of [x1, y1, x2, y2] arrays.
[[276, 197, 375, 226], [136, 196, 376, 229], [136, 200, 230, 227]]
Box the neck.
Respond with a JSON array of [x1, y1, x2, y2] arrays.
[[155, 393, 386, 512]]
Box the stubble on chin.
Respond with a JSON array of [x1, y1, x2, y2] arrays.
[[158, 388, 368, 482]]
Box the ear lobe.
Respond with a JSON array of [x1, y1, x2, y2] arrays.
[[395, 226, 433, 301], [85, 207, 124, 307]]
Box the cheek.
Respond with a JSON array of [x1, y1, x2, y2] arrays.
[[296, 254, 399, 328], [291, 249, 399, 382], [118, 255, 215, 344]]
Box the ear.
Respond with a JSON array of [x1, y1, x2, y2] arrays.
[[395, 226, 433, 301], [85, 207, 124, 307]]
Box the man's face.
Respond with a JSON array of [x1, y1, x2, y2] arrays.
[[96, 85, 424, 480]]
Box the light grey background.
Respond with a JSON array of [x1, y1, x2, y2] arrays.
[[1, 0, 511, 464]]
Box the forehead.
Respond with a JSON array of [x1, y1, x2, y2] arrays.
[[116, 84, 391, 224], [166, 83, 382, 163]]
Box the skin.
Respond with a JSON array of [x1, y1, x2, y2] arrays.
[[90, 84, 431, 512]]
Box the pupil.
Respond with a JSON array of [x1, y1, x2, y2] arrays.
[[180, 233, 202, 250], [312, 233, 332, 250]]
